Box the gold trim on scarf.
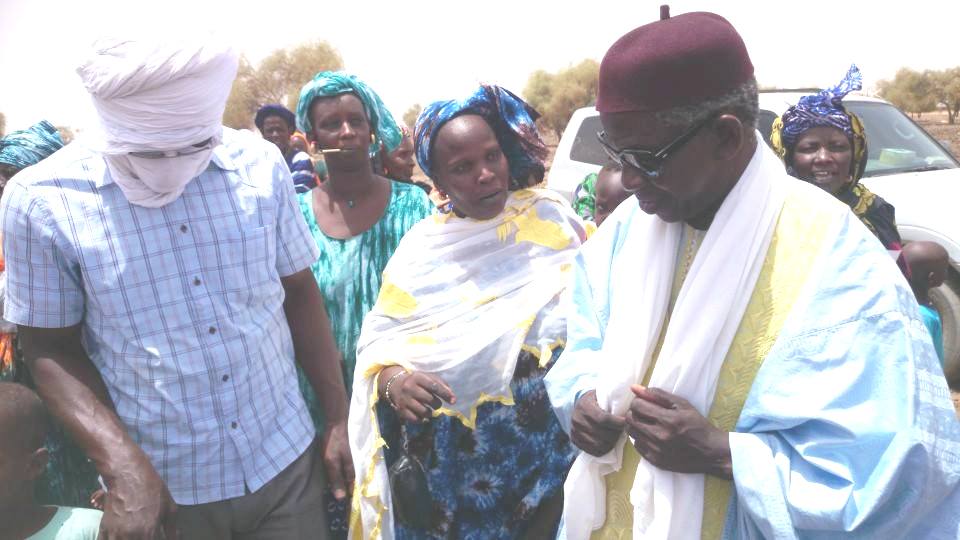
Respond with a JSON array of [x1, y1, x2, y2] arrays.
[[590, 184, 835, 539]]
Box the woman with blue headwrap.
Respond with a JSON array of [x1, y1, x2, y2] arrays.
[[0, 121, 64, 192], [349, 85, 589, 539], [0, 121, 101, 510], [771, 65, 902, 251], [294, 71, 433, 538]]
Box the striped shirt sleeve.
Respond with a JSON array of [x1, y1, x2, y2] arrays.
[[1, 179, 85, 328]]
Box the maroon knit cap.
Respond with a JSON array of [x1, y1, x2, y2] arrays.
[[597, 9, 754, 113]]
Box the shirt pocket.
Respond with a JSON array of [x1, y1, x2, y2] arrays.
[[205, 226, 275, 300]]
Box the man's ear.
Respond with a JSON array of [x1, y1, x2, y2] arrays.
[[28, 447, 49, 481], [711, 114, 746, 161]]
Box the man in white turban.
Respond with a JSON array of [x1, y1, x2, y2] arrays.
[[0, 35, 352, 539]]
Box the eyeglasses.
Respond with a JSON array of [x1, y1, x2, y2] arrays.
[[596, 115, 714, 179], [128, 137, 215, 160]]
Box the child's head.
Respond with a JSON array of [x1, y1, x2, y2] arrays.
[[0, 382, 49, 506], [902, 241, 949, 300], [594, 163, 630, 226]]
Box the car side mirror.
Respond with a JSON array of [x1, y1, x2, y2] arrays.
[[938, 139, 954, 154]]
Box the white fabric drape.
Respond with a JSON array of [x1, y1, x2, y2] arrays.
[[77, 36, 238, 207], [562, 141, 787, 539], [350, 189, 589, 539]]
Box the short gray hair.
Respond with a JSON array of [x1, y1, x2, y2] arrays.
[[654, 76, 759, 133]]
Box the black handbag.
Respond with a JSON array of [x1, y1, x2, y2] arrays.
[[388, 426, 436, 529]]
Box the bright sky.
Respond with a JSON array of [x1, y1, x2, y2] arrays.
[[2, 0, 958, 133]]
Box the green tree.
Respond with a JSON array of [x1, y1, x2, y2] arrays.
[[523, 59, 599, 139], [223, 41, 344, 130], [928, 67, 960, 124], [402, 104, 422, 129], [878, 68, 937, 119]]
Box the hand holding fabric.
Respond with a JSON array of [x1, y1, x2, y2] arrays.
[[385, 369, 456, 424], [571, 389, 626, 456], [626, 385, 732, 479]]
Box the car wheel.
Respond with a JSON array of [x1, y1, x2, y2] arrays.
[[932, 278, 960, 388]]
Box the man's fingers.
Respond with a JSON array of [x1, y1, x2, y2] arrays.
[[594, 411, 626, 430], [632, 385, 682, 409], [325, 448, 347, 501], [629, 396, 667, 424]]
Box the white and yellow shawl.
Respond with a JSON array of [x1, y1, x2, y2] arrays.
[[348, 188, 590, 539]]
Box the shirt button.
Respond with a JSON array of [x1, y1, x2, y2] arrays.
[[180, 224, 188, 233], [231, 421, 238, 429], [222, 374, 229, 382], [208, 326, 217, 334], [193, 277, 202, 286]]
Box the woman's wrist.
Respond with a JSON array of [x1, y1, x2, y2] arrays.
[[378, 366, 408, 404]]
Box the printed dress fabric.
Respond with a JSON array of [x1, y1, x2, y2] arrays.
[[379, 347, 577, 539]]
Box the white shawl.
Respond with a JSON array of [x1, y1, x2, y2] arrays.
[[563, 141, 787, 539], [350, 189, 589, 539]]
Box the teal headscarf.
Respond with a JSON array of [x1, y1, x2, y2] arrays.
[[295, 71, 401, 156], [0, 120, 64, 171]]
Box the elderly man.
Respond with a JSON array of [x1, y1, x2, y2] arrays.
[[255, 104, 316, 194], [545, 9, 960, 539], [1, 37, 351, 539]]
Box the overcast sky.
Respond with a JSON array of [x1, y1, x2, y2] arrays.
[[1, 0, 957, 133]]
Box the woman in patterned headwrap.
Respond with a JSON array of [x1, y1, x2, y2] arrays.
[[0, 121, 101, 509], [771, 65, 902, 251], [350, 85, 588, 539], [294, 71, 433, 538]]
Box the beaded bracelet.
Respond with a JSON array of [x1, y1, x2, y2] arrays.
[[383, 369, 408, 409]]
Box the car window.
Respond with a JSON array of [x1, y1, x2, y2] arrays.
[[569, 115, 608, 166], [759, 101, 957, 178]]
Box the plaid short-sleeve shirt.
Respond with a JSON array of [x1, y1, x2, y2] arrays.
[[1, 128, 320, 505]]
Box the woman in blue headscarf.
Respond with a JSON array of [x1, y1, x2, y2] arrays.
[[0, 121, 64, 193], [771, 65, 902, 251], [294, 71, 433, 538], [349, 85, 589, 539], [0, 121, 101, 510]]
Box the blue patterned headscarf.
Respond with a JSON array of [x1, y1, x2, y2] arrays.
[[776, 65, 862, 149], [414, 85, 547, 185], [0, 120, 65, 171], [295, 71, 402, 156]]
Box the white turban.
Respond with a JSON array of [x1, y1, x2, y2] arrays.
[[77, 36, 239, 153]]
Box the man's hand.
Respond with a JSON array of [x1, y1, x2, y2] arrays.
[[571, 390, 625, 456], [384, 369, 456, 424], [321, 420, 355, 502], [626, 385, 732, 479], [99, 455, 178, 540], [19, 325, 179, 539]]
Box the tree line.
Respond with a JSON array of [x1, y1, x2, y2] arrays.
[[3, 44, 957, 146], [878, 67, 960, 123]]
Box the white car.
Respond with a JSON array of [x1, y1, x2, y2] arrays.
[[546, 94, 960, 383]]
